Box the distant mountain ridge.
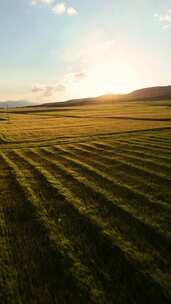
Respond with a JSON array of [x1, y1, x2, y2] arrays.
[[0, 100, 33, 108], [1, 85, 171, 109]]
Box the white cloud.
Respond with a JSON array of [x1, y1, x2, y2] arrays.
[[31, 0, 54, 5], [31, 0, 78, 17], [67, 7, 78, 16], [52, 3, 78, 17], [154, 10, 171, 29], [52, 2, 66, 15]]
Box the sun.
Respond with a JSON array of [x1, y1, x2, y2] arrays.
[[73, 61, 139, 98]]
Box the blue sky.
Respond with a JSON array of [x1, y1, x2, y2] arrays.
[[0, 0, 171, 102]]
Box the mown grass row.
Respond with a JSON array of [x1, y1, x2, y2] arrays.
[[0, 201, 20, 303], [6, 149, 113, 303], [76, 141, 171, 185], [27, 148, 164, 259], [5, 148, 171, 303], [88, 137, 171, 158], [102, 142, 171, 166], [139, 136, 171, 144], [92, 143, 171, 177], [38, 146, 171, 264], [0, 155, 23, 303], [0, 151, 103, 304], [73, 141, 171, 182], [50, 145, 171, 228], [69, 141, 171, 201], [5, 148, 151, 303], [115, 137, 171, 154], [35, 146, 171, 254], [71, 142, 171, 203], [131, 135, 171, 146], [22, 147, 171, 294], [1, 128, 171, 303], [81, 142, 171, 174]]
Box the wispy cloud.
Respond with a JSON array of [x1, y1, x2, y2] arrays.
[[31, 70, 87, 101], [154, 10, 171, 29], [74, 72, 87, 81], [32, 83, 65, 97], [61, 33, 116, 68], [31, 0, 54, 5]]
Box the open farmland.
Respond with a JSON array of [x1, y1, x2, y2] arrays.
[[0, 98, 171, 303]]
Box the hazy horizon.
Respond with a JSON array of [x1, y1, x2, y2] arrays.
[[1, 0, 171, 103]]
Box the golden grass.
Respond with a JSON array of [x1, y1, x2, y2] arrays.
[[0, 99, 171, 147]]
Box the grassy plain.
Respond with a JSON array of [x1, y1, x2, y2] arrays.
[[0, 98, 171, 303]]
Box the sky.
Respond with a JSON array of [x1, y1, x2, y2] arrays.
[[0, 0, 171, 103]]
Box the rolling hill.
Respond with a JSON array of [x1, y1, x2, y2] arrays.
[[41, 85, 171, 108], [128, 85, 171, 100], [1, 85, 171, 109]]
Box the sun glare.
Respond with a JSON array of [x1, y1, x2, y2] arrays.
[[72, 61, 138, 98], [63, 32, 141, 99]]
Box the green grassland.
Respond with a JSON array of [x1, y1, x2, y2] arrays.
[[0, 98, 171, 303]]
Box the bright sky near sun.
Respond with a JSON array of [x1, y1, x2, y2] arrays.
[[0, 0, 171, 103]]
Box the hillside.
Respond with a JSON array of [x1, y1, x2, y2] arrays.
[[1, 86, 171, 109], [128, 85, 171, 100], [41, 85, 171, 108]]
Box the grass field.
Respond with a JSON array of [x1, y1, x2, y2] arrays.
[[0, 99, 171, 303]]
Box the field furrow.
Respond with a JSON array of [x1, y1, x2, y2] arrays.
[[86, 140, 171, 168], [132, 137, 171, 148], [115, 138, 171, 154], [1, 106, 171, 304], [75, 142, 171, 183], [72, 142, 171, 202], [98, 146, 171, 177], [7, 149, 121, 303], [108, 144, 171, 166], [0, 156, 21, 303], [0, 151, 103, 304], [6, 149, 171, 303], [21, 147, 171, 294], [50, 146, 171, 223]]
